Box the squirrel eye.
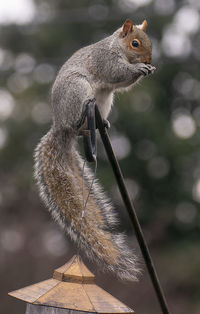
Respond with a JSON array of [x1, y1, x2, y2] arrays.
[[131, 40, 139, 47]]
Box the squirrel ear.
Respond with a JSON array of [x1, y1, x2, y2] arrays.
[[137, 20, 148, 32], [120, 19, 133, 37]]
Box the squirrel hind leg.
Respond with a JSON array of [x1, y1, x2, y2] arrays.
[[76, 98, 96, 130], [51, 75, 94, 131]]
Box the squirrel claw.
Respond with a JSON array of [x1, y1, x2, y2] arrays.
[[137, 63, 156, 77], [103, 119, 110, 129], [148, 64, 156, 74], [144, 64, 156, 76]]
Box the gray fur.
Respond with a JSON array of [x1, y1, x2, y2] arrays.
[[34, 22, 155, 281], [51, 26, 155, 130], [34, 130, 140, 281]]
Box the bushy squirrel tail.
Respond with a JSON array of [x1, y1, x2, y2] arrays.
[[34, 128, 140, 281]]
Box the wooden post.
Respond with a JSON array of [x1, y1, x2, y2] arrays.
[[9, 255, 135, 314], [26, 304, 87, 314]]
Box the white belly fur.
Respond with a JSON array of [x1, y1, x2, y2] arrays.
[[95, 88, 114, 119]]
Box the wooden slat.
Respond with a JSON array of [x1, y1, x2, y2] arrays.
[[26, 303, 94, 314], [8, 279, 59, 303], [53, 256, 95, 283], [52, 257, 75, 281], [83, 284, 134, 313], [34, 282, 95, 312]]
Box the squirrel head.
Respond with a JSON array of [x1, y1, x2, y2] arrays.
[[118, 19, 152, 64]]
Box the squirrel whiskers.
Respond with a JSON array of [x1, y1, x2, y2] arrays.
[[34, 19, 155, 281]]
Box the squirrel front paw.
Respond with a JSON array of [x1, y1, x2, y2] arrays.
[[136, 63, 156, 76]]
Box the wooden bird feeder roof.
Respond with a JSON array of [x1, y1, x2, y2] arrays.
[[9, 255, 134, 313]]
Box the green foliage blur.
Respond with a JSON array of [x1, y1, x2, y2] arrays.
[[0, 1, 200, 313]]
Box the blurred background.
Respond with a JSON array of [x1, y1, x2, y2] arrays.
[[0, 0, 200, 313]]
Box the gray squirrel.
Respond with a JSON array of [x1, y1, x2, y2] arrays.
[[34, 19, 156, 281]]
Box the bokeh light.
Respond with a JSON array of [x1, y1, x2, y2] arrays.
[[0, 89, 15, 120], [15, 53, 36, 74], [111, 133, 131, 159], [31, 102, 51, 124], [33, 64, 55, 84], [0, 127, 8, 149], [172, 111, 196, 139], [192, 178, 200, 203], [147, 156, 170, 179], [175, 202, 197, 224], [0, 0, 35, 24], [1, 229, 24, 252]]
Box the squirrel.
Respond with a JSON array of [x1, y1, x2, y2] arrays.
[[34, 19, 156, 281]]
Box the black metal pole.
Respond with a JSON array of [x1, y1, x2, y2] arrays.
[[95, 105, 170, 314]]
